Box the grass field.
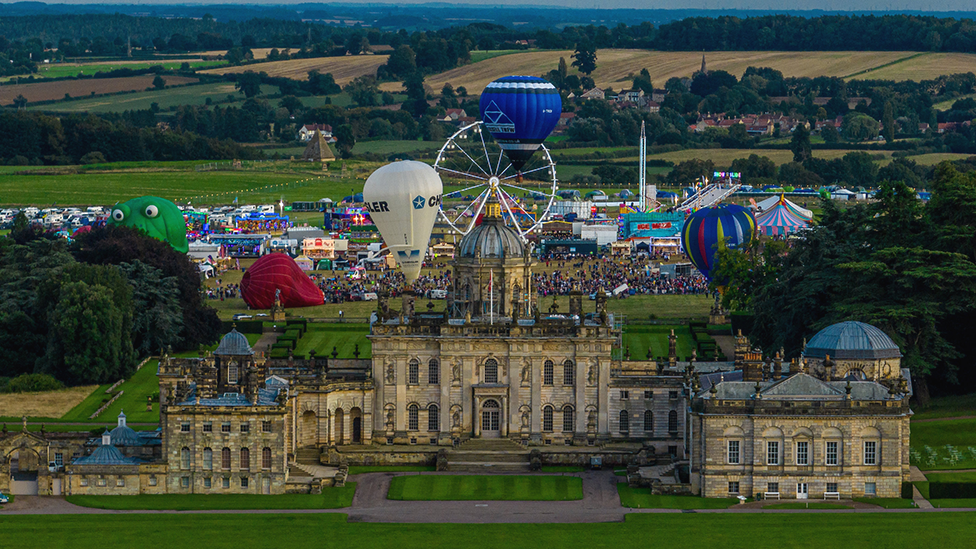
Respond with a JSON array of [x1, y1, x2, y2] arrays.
[[384, 49, 969, 95], [20, 60, 225, 80], [930, 499, 976, 508], [66, 486, 355, 510], [347, 465, 436, 475], [203, 55, 389, 85], [853, 498, 916, 509], [764, 502, 851, 509], [616, 484, 737, 509], [3, 513, 976, 549], [0, 385, 98, 418], [1, 75, 199, 105], [924, 471, 976, 483], [386, 475, 583, 501], [622, 325, 698, 361], [32, 82, 278, 113], [293, 324, 372, 359], [910, 418, 976, 470], [89, 360, 161, 423], [910, 393, 976, 420]]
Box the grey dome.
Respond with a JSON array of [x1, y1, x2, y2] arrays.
[[805, 321, 901, 360], [109, 424, 141, 446], [74, 442, 137, 466], [215, 329, 253, 356], [458, 216, 525, 259]]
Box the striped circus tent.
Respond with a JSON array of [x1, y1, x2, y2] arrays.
[[756, 197, 810, 236]]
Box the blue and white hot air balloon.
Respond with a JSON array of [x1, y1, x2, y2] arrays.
[[479, 76, 562, 172]]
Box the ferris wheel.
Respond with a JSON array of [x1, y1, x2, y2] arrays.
[[433, 121, 558, 241]]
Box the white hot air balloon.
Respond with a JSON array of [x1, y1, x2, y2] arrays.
[[363, 161, 443, 283]]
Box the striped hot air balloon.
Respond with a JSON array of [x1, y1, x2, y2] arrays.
[[680, 204, 756, 281], [479, 76, 561, 172]]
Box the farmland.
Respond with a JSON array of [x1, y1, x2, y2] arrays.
[[30, 82, 279, 113], [202, 55, 390, 85], [0, 385, 98, 418], [14, 59, 224, 81], [379, 49, 976, 95], [0, 75, 199, 105]]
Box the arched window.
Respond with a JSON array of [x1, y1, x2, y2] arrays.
[[543, 360, 554, 386], [408, 359, 420, 385], [408, 403, 420, 431], [668, 410, 678, 432], [262, 447, 272, 470], [428, 359, 440, 385], [428, 404, 440, 432], [180, 447, 191, 469], [543, 405, 554, 432], [563, 360, 575, 386], [619, 410, 630, 433], [203, 447, 213, 470], [240, 447, 250, 470], [562, 406, 575, 433], [228, 363, 239, 384], [221, 447, 231, 470], [644, 411, 654, 433], [484, 359, 498, 384]]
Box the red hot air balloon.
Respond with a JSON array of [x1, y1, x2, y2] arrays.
[[240, 253, 324, 309]]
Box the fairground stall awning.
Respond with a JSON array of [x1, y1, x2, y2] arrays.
[[756, 197, 810, 236]]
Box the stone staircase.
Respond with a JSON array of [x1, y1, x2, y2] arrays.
[[295, 447, 322, 466], [444, 439, 532, 473]]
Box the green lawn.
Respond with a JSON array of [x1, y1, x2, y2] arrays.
[[764, 502, 851, 509], [616, 484, 737, 509], [469, 50, 521, 63], [924, 471, 976, 482], [622, 325, 698, 361], [910, 419, 976, 470], [387, 475, 583, 501], [293, 324, 372, 359], [21, 60, 225, 80], [347, 465, 436, 475], [57, 383, 115, 422], [853, 498, 917, 509], [930, 499, 976, 508], [540, 465, 586, 473], [30, 82, 275, 113], [912, 393, 976, 420], [89, 360, 160, 423], [4, 513, 976, 548], [66, 485, 355, 510]]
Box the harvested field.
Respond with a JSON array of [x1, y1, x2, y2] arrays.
[[202, 55, 388, 84], [0, 385, 98, 419], [386, 49, 966, 94], [0, 75, 198, 105]]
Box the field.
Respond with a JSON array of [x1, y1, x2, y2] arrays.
[[7, 513, 973, 549], [0, 385, 98, 418], [764, 502, 851, 509], [31, 82, 279, 113], [381, 49, 976, 95], [23, 60, 225, 80], [386, 475, 583, 501], [912, 393, 976, 420], [293, 324, 372, 359], [616, 485, 736, 509], [0, 75, 199, 105], [203, 55, 390, 85], [65, 486, 355, 510], [909, 418, 976, 470], [622, 325, 698, 361]]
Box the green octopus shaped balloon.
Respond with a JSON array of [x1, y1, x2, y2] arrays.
[[108, 196, 189, 253]]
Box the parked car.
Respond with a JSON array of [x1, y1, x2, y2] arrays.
[[232, 314, 253, 321], [0, 492, 9, 504]]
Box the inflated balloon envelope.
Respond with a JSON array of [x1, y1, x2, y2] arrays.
[[363, 161, 443, 283]]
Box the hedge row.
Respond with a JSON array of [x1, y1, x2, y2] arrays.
[[929, 482, 976, 499]]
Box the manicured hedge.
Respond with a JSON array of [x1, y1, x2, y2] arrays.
[[929, 482, 976, 499], [902, 482, 915, 499]]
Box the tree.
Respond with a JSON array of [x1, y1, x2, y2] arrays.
[[790, 124, 812, 163], [632, 68, 653, 95], [119, 260, 183, 356], [402, 72, 430, 119], [343, 75, 379, 107], [821, 125, 840, 143], [279, 95, 303, 116], [332, 124, 356, 158], [882, 101, 896, 143], [235, 71, 262, 99], [439, 83, 458, 109], [383, 45, 417, 79], [49, 280, 130, 385], [667, 159, 715, 186], [12, 94, 27, 109], [571, 41, 597, 75], [842, 112, 880, 141], [306, 71, 341, 95], [152, 75, 166, 90]]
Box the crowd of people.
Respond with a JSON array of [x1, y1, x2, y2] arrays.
[[534, 254, 709, 297]]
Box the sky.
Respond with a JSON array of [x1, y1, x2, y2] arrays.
[[37, 1, 976, 12]]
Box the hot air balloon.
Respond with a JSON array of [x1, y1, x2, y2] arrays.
[[363, 161, 443, 283], [479, 76, 561, 172], [680, 205, 756, 281], [240, 253, 325, 309]]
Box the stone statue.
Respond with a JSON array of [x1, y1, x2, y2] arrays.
[[520, 360, 531, 385], [452, 359, 462, 384], [386, 407, 395, 429], [520, 407, 530, 427], [385, 361, 396, 384], [587, 361, 597, 385], [452, 409, 461, 428]]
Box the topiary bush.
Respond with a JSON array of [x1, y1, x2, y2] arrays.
[[4, 373, 65, 393]]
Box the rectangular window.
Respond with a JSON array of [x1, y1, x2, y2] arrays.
[[826, 482, 838, 493], [727, 440, 740, 464], [669, 390, 679, 399], [408, 362, 419, 385], [262, 421, 273, 433], [768, 482, 779, 493], [222, 477, 230, 489], [728, 481, 740, 494], [221, 423, 231, 433], [668, 445, 677, 457], [204, 478, 212, 489], [180, 422, 190, 432], [80, 478, 88, 487], [117, 478, 125, 487], [644, 391, 653, 400], [180, 477, 189, 488], [865, 482, 877, 496], [241, 477, 249, 488], [55, 452, 63, 467], [203, 422, 213, 433], [796, 441, 809, 465], [767, 441, 780, 465], [864, 441, 877, 465], [240, 423, 250, 433], [97, 478, 106, 487], [620, 390, 629, 400], [149, 476, 158, 487], [826, 441, 839, 466]]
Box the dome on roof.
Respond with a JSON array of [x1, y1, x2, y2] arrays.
[[109, 424, 141, 446], [74, 442, 136, 466], [805, 321, 901, 360], [458, 216, 525, 260], [215, 329, 253, 356]]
